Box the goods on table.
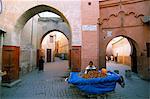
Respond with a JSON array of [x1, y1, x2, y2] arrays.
[[68, 71, 120, 94], [82, 70, 107, 79]]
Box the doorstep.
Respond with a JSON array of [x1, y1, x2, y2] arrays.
[[1, 79, 21, 88]]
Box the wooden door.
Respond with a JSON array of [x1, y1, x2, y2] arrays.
[[131, 44, 137, 73], [146, 43, 150, 57], [2, 46, 20, 83], [47, 49, 51, 62], [71, 46, 81, 72]]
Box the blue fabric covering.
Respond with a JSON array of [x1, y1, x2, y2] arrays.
[[68, 71, 120, 94]]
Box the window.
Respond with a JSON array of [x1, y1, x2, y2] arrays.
[[50, 36, 53, 43]]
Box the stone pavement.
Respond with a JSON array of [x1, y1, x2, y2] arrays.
[[0, 58, 86, 99], [0, 59, 150, 99], [106, 61, 150, 99]]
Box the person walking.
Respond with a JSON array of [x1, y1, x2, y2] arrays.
[[39, 56, 45, 71]]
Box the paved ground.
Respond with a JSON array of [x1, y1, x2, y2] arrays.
[[0, 59, 149, 99], [106, 61, 150, 99]]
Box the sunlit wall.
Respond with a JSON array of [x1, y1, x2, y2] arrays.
[[106, 36, 131, 65]]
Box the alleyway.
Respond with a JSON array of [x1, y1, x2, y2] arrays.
[[0, 59, 149, 99], [0, 58, 85, 99]]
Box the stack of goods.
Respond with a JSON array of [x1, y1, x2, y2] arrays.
[[82, 68, 107, 79]]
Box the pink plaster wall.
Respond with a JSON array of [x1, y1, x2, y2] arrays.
[[81, 0, 100, 69]]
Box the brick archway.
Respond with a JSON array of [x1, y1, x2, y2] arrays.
[[104, 34, 140, 57], [99, 0, 150, 80], [99, 28, 140, 61], [104, 33, 140, 73]]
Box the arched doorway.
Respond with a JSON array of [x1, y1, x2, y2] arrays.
[[2, 5, 72, 84], [105, 35, 138, 73], [39, 30, 69, 71], [15, 5, 71, 33], [40, 30, 69, 64], [17, 5, 72, 74], [99, 8, 149, 79]]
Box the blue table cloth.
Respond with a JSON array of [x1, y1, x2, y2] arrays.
[[68, 71, 120, 94]]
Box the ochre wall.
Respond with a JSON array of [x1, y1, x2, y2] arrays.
[[57, 34, 69, 54], [112, 38, 131, 65]]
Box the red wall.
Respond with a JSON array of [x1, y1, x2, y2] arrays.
[[99, 0, 150, 80], [81, 0, 100, 69]]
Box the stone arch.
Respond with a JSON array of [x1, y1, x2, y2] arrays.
[[99, 0, 149, 80], [14, 4, 72, 74], [104, 35, 140, 55], [15, 4, 72, 35], [104, 33, 140, 73], [40, 29, 69, 64], [38, 19, 71, 44], [40, 29, 69, 47], [104, 30, 140, 56]]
